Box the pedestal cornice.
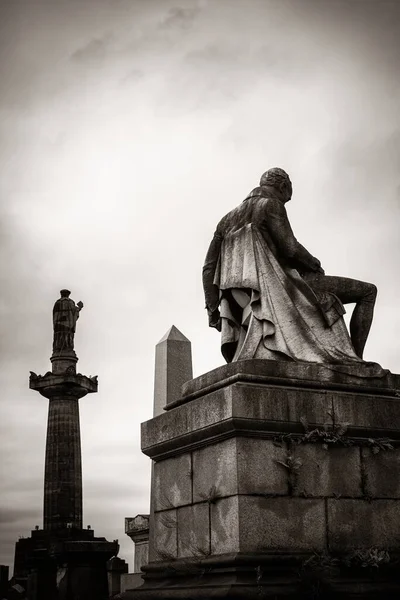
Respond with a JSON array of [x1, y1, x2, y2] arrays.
[[142, 360, 400, 461], [169, 359, 400, 410]]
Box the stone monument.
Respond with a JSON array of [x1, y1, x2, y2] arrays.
[[13, 290, 118, 600], [121, 326, 192, 595], [121, 515, 150, 593], [122, 170, 400, 599]]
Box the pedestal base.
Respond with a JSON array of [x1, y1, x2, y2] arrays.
[[122, 553, 400, 599], [122, 360, 400, 599], [53, 538, 118, 600], [15, 528, 118, 600]]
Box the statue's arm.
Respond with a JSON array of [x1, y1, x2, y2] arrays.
[[264, 199, 322, 272], [202, 228, 223, 327]]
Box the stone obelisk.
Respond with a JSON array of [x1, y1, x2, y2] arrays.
[[121, 326, 193, 595]]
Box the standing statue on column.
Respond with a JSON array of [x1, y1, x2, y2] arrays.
[[203, 167, 382, 374], [52, 289, 84, 353]]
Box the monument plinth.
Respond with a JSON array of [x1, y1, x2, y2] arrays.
[[14, 290, 118, 600], [122, 360, 400, 599]]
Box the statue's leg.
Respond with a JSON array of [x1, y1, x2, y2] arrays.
[[304, 274, 377, 359]]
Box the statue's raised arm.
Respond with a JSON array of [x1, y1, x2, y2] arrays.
[[52, 289, 84, 353], [203, 167, 381, 374]]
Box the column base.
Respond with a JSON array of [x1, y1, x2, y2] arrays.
[[51, 539, 118, 600], [15, 528, 118, 600]]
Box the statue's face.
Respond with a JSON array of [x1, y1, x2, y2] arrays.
[[284, 180, 293, 203]]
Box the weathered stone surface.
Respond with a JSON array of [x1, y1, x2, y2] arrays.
[[236, 438, 289, 495], [231, 383, 289, 423], [142, 374, 400, 461], [210, 496, 240, 554], [153, 454, 192, 510], [293, 445, 362, 498], [134, 541, 149, 574], [120, 554, 400, 599], [153, 326, 193, 416], [152, 509, 177, 561], [179, 360, 400, 407], [142, 388, 232, 457], [332, 392, 400, 434], [120, 573, 144, 593], [192, 439, 237, 503], [238, 496, 326, 552], [327, 499, 400, 550], [177, 503, 210, 558], [287, 389, 332, 426], [362, 448, 400, 498], [125, 515, 149, 539]]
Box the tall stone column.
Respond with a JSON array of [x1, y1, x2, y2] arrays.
[[43, 392, 84, 530], [20, 290, 118, 600], [30, 290, 97, 532]]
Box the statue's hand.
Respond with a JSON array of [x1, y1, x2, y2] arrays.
[[208, 308, 221, 332], [77, 301, 84, 310]]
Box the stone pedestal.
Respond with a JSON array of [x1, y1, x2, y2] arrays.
[[18, 528, 118, 600], [52, 538, 119, 600], [122, 359, 400, 599]]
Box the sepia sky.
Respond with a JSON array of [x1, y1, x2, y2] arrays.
[[1, 0, 400, 572]]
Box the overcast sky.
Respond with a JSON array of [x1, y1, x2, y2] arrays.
[[1, 0, 400, 573]]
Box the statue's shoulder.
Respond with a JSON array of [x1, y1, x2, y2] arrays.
[[53, 297, 75, 310], [258, 195, 285, 215], [251, 194, 276, 215]]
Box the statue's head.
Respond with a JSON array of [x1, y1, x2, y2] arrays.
[[260, 168, 292, 203], [60, 289, 71, 298]]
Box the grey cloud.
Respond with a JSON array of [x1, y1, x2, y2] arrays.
[[323, 131, 400, 212], [119, 68, 144, 86], [0, 507, 40, 527], [159, 6, 200, 30], [70, 34, 113, 65]]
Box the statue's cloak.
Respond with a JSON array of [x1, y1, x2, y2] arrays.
[[214, 223, 384, 376]]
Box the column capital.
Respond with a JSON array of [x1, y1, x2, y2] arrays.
[[29, 371, 98, 400]]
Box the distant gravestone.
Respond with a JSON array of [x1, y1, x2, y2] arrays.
[[0, 565, 9, 598], [153, 325, 193, 416]]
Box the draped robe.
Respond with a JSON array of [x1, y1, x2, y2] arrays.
[[203, 189, 385, 377]]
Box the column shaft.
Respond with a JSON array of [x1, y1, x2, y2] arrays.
[[44, 396, 82, 530]]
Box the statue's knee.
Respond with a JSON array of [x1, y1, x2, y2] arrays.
[[366, 283, 377, 302]]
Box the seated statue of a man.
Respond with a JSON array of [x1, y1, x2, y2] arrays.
[[203, 167, 378, 368]]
